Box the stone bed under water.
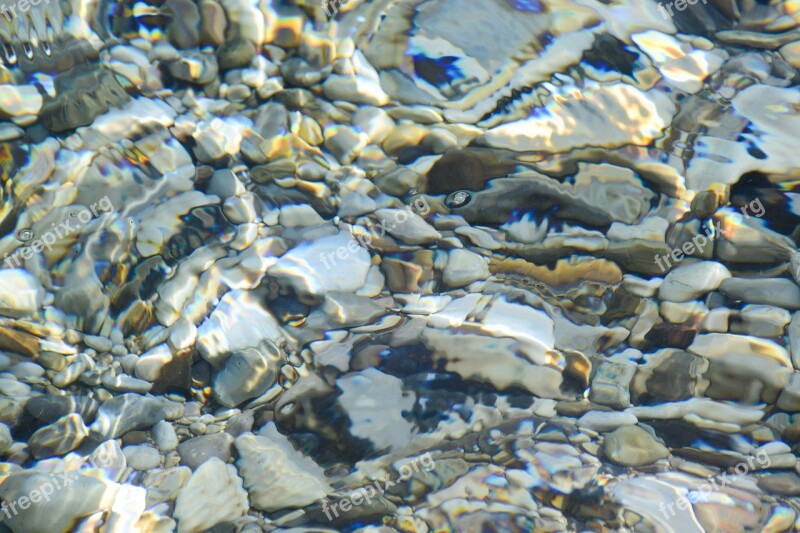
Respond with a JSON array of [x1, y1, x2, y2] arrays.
[[0, 0, 799, 531]]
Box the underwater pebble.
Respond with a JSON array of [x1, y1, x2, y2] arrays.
[[123, 444, 162, 471], [442, 249, 490, 288], [720, 278, 800, 310], [0, 269, 45, 318], [603, 425, 670, 467], [152, 421, 179, 453], [173, 457, 249, 533], [658, 261, 731, 302], [235, 423, 331, 512]]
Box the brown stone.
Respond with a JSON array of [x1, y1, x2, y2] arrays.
[[0, 326, 39, 358]]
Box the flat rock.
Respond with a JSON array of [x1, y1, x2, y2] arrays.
[[778, 373, 800, 412], [322, 292, 385, 327], [658, 261, 731, 302], [603, 425, 669, 467], [757, 472, 800, 496], [577, 410, 638, 432], [269, 232, 371, 298], [719, 277, 800, 310], [91, 394, 184, 440], [177, 432, 235, 470], [375, 208, 441, 245], [337, 368, 416, 452]]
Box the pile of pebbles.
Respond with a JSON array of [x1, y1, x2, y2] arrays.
[[0, 0, 800, 531]]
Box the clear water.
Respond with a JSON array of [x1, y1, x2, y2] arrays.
[[0, 0, 799, 532]]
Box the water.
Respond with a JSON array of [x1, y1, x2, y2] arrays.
[[0, 0, 799, 531]]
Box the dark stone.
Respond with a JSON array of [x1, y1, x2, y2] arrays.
[[11, 34, 96, 75], [605, 240, 675, 276], [40, 65, 131, 133], [218, 38, 257, 71], [644, 322, 697, 350], [25, 395, 99, 425], [165, 0, 201, 49], [555, 400, 613, 417], [690, 190, 721, 218], [602, 288, 642, 322], [167, 51, 218, 85], [704, 355, 786, 404], [151, 350, 192, 394], [582, 34, 639, 78], [758, 472, 800, 496], [634, 350, 705, 403], [121, 430, 151, 445], [426, 148, 516, 195]]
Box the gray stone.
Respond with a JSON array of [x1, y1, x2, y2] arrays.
[[173, 458, 248, 533], [177, 432, 235, 470], [168, 51, 218, 85], [90, 394, 184, 440], [374, 167, 423, 197], [719, 277, 800, 310], [0, 422, 12, 455], [578, 410, 638, 433], [8, 361, 44, 380], [213, 342, 282, 408], [84, 335, 113, 353], [375, 208, 441, 245], [778, 373, 800, 412], [757, 472, 800, 496], [321, 292, 385, 327], [235, 424, 331, 512], [218, 38, 257, 70], [658, 261, 731, 302], [731, 305, 791, 337], [123, 444, 162, 470], [152, 420, 179, 452], [443, 249, 490, 288], [0, 471, 118, 533], [224, 411, 254, 438], [789, 312, 800, 369], [0, 269, 44, 318], [589, 359, 636, 409]]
